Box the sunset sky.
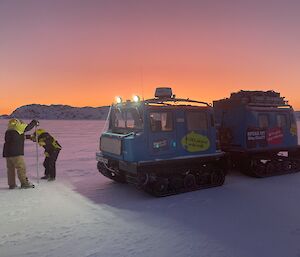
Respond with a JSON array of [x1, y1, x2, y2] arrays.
[[1, 0, 300, 114]]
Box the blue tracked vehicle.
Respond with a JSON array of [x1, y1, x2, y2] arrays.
[[213, 90, 300, 177], [96, 88, 227, 196]]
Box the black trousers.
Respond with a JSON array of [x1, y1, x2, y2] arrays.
[[43, 150, 60, 179]]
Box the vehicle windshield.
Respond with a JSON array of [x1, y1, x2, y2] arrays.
[[110, 107, 143, 133]]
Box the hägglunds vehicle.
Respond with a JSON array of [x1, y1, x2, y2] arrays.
[[213, 90, 300, 177], [97, 88, 227, 196]]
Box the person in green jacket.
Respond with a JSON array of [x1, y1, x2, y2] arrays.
[[29, 129, 62, 181]]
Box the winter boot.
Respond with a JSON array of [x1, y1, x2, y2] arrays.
[[41, 175, 49, 180], [21, 182, 35, 189], [47, 177, 55, 182], [9, 185, 17, 189]]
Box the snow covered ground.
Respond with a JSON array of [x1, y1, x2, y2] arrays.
[[1, 120, 300, 257]]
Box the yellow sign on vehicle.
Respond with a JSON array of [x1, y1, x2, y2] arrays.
[[290, 123, 297, 136], [181, 132, 210, 152]]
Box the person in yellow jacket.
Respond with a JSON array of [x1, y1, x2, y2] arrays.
[[29, 129, 62, 181], [3, 119, 38, 189]]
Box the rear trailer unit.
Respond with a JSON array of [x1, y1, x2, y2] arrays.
[[213, 90, 300, 177]]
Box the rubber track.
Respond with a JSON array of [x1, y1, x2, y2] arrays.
[[145, 180, 225, 197], [244, 157, 300, 178]]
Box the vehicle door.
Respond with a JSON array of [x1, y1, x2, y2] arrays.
[[181, 110, 212, 154], [148, 109, 177, 156]]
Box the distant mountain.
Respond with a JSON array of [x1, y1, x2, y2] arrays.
[[0, 114, 9, 119], [0, 104, 109, 120], [0, 104, 299, 121]]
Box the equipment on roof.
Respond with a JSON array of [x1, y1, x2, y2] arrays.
[[230, 90, 287, 106], [155, 87, 173, 99]]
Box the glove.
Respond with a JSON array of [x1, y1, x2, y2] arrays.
[[30, 135, 37, 142], [44, 152, 50, 157], [32, 120, 39, 126], [39, 141, 46, 146], [25, 134, 36, 141]]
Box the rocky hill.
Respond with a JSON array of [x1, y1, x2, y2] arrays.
[[0, 114, 9, 119], [1, 104, 109, 120], [0, 105, 299, 121]]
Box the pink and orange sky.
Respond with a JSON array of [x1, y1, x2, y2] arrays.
[[1, 0, 300, 114]]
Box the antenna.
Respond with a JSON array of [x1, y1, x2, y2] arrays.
[[140, 65, 144, 100]]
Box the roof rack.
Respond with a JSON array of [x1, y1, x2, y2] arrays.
[[219, 90, 289, 107], [144, 97, 211, 107]]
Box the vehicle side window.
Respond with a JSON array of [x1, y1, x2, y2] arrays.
[[186, 112, 208, 131], [258, 114, 269, 128], [150, 112, 173, 132], [276, 114, 287, 128]]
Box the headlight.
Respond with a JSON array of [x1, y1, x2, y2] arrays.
[[115, 96, 122, 104], [133, 95, 140, 103]]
